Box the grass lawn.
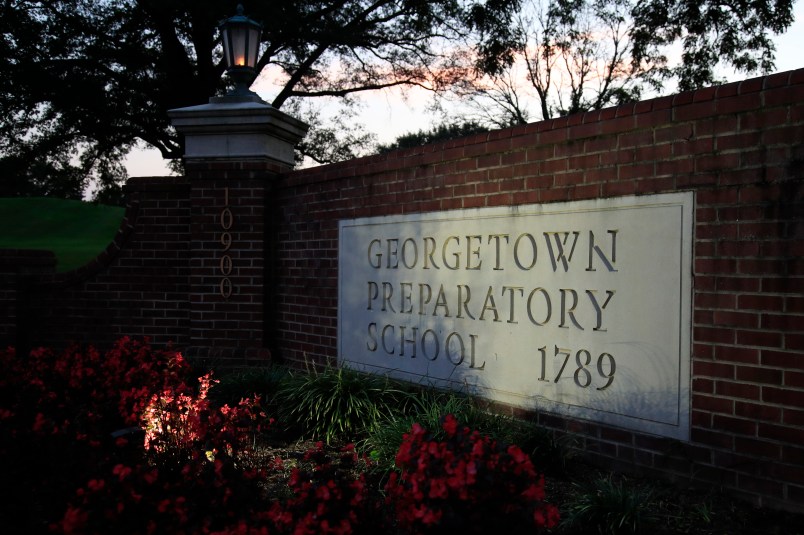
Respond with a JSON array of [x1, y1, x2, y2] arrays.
[[0, 197, 125, 272]]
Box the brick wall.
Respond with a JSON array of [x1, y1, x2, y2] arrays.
[[0, 177, 192, 350], [182, 160, 280, 366], [272, 69, 804, 510], [0, 68, 801, 511], [0, 250, 56, 354]]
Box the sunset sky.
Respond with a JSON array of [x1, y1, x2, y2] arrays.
[[124, 3, 804, 177]]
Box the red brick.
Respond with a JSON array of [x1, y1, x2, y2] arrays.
[[786, 334, 804, 351], [674, 101, 717, 121], [735, 330, 782, 348], [716, 380, 761, 400], [695, 292, 736, 309], [734, 401, 782, 422], [694, 326, 734, 344], [763, 277, 804, 293], [693, 343, 714, 359], [734, 437, 781, 459], [761, 313, 804, 331], [692, 393, 733, 413], [695, 222, 738, 240], [713, 414, 756, 436], [738, 294, 784, 311], [787, 297, 804, 315], [691, 428, 733, 449], [783, 407, 804, 426], [693, 377, 715, 393], [694, 360, 734, 378], [717, 277, 760, 293], [758, 423, 804, 443], [735, 365, 783, 385], [713, 311, 759, 328], [696, 153, 742, 172], [763, 386, 804, 407], [784, 370, 804, 388]]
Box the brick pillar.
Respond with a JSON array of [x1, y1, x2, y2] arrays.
[[169, 100, 307, 367], [0, 250, 56, 354]]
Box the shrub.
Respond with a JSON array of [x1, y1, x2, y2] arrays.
[[0, 337, 192, 532], [261, 442, 379, 535], [275, 365, 412, 444], [384, 414, 560, 534], [61, 369, 272, 534], [208, 366, 289, 409], [0, 337, 278, 534], [561, 476, 657, 534], [365, 390, 573, 474]]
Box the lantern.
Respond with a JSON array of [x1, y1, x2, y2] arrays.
[[219, 4, 263, 97]]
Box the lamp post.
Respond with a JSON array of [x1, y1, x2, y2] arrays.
[[218, 4, 263, 101], [168, 4, 308, 367]]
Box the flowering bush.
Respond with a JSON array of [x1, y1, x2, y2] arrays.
[[58, 363, 271, 533], [0, 337, 277, 534], [384, 414, 560, 534], [0, 338, 562, 534], [141, 372, 267, 460], [262, 441, 378, 535], [0, 337, 193, 532]]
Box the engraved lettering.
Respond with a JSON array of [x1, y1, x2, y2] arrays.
[[401, 238, 418, 269], [442, 236, 461, 270], [479, 286, 500, 322], [587, 230, 618, 272], [527, 287, 552, 326], [366, 322, 378, 351], [381, 282, 396, 312], [386, 239, 399, 269], [457, 284, 475, 319], [488, 234, 510, 271], [368, 239, 382, 268], [466, 235, 482, 270], [400, 282, 413, 314], [367, 281, 379, 310], [381, 324, 395, 355], [446, 332, 465, 365], [433, 284, 450, 317], [502, 286, 524, 324], [586, 290, 616, 331], [423, 237, 439, 269], [514, 233, 538, 270], [418, 283, 432, 315], [421, 329, 439, 360], [399, 326, 417, 358], [544, 231, 580, 272], [559, 289, 583, 329]]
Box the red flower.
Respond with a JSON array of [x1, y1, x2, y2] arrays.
[[442, 413, 458, 436]]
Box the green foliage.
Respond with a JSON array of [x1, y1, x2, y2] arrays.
[[364, 390, 574, 473], [453, 0, 794, 128], [364, 391, 472, 466], [562, 476, 657, 534], [275, 365, 413, 444], [1, 0, 523, 193], [208, 367, 290, 411], [631, 0, 795, 91], [377, 121, 491, 154], [0, 197, 124, 271]]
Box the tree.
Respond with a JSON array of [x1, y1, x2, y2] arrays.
[[443, 0, 794, 127], [376, 119, 491, 153], [0, 0, 522, 198]]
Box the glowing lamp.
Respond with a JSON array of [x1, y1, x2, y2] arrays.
[[219, 4, 263, 97]]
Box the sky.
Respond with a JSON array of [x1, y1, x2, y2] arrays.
[[124, 3, 804, 177]]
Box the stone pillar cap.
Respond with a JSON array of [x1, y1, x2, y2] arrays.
[[168, 99, 309, 166]]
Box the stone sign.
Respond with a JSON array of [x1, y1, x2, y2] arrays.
[[338, 193, 693, 440]]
